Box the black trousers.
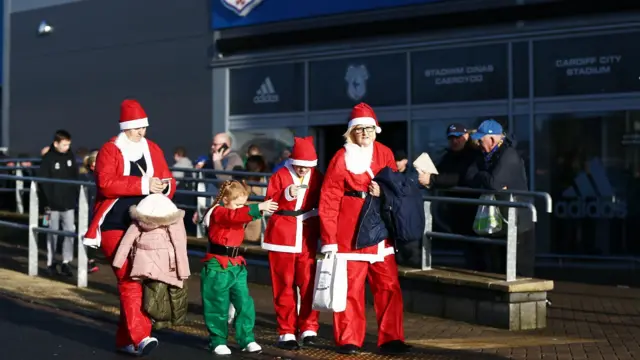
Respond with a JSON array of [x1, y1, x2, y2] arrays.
[[483, 229, 536, 277]]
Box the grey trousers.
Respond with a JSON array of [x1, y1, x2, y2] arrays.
[[47, 209, 75, 266]]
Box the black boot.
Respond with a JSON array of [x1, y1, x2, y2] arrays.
[[380, 340, 412, 355], [46, 263, 60, 276], [302, 336, 318, 346], [60, 263, 74, 277], [276, 340, 300, 351], [337, 344, 360, 355]]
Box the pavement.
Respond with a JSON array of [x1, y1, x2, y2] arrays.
[[0, 239, 640, 360]]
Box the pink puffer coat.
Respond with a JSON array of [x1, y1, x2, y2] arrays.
[[113, 194, 191, 288]]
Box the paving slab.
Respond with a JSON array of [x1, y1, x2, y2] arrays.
[[0, 239, 639, 359]]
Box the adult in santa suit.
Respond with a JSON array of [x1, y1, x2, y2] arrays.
[[319, 103, 410, 355], [263, 136, 323, 350], [83, 99, 176, 356]]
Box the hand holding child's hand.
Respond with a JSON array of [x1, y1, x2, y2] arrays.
[[259, 199, 279, 213]]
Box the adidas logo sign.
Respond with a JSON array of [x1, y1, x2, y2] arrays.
[[253, 77, 279, 104], [554, 159, 627, 219]]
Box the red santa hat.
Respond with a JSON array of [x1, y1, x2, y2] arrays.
[[348, 102, 381, 134], [289, 136, 318, 167], [119, 99, 149, 130]]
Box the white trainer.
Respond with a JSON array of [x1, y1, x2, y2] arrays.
[[117, 344, 137, 355], [137, 337, 158, 356], [243, 342, 262, 353], [213, 344, 232, 355]]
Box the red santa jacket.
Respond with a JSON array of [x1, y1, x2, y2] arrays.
[[83, 133, 176, 248], [318, 141, 397, 263], [263, 163, 323, 254], [202, 204, 262, 268]]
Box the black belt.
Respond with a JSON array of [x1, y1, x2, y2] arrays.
[[274, 209, 306, 216], [345, 191, 367, 199], [208, 243, 241, 258]]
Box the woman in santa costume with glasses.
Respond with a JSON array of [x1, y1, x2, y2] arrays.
[[263, 136, 323, 350], [318, 103, 410, 355], [83, 99, 176, 356]]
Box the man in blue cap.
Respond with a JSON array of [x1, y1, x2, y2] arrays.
[[416, 123, 480, 270], [466, 119, 535, 277]]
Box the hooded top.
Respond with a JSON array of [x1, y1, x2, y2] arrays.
[[112, 194, 190, 288]]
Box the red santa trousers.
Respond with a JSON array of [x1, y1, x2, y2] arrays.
[[101, 230, 152, 348], [268, 251, 320, 336], [333, 255, 405, 347]]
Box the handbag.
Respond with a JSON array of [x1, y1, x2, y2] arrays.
[[311, 252, 347, 313]]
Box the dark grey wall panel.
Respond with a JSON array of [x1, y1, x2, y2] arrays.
[[9, 0, 212, 161]]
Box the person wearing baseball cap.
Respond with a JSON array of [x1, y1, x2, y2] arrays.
[[414, 122, 479, 269], [467, 118, 535, 277]]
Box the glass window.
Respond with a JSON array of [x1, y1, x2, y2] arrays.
[[230, 128, 295, 171], [411, 116, 509, 164], [512, 42, 529, 98], [534, 111, 640, 256]]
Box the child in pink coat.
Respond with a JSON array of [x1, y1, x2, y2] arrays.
[[113, 194, 191, 288]]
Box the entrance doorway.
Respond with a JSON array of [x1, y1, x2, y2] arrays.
[[313, 121, 407, 171]]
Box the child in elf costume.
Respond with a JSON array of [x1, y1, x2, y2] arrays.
[[200, 180, 278, 356]]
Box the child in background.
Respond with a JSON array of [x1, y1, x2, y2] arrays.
[[200, 180, 278, 356]]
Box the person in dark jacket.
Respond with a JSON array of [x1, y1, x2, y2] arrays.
[[80, 150, 100, 273], [38, 130, 79, 277], [416, 124, 480, 270], [466, 119, 535, 277]]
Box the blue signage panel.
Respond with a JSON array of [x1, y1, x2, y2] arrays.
[[212, 0, 443, 30]]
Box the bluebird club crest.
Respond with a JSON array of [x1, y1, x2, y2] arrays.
[[222, 0, 264, 17], [345, 64, 369, 101]]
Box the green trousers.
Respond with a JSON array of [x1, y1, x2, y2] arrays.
[[200, 259, 256, 349]]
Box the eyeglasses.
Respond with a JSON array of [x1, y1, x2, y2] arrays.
[[353, 127, 376, 135]]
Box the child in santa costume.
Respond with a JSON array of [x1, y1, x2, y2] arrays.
[[200, 180, 279, 356], [318, 103, 411, 355], [263, 136, 323, 350], [83, 99, 176, 356]]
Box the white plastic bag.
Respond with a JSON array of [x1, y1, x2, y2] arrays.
[[312, 253, 347, 313], [472, 194, 505, 235]]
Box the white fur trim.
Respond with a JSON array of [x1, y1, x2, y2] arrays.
[[278, 334, 296, 342], [141, 176, 150, 195], [344, 143, 374, 175], [119, 118, 149, 130], [284, 184, 297, 201], [83, 238, 100, 248], [84, 134, 154, 248], [290, 159, 317, 167], [162, 180, 172, 196], [320, 244, 338, 253], [336, 241, 395, 263], [261, 163, 316, 254], [348, 117, 381, 133], [300, 330, 317, 340], [202, 205, 217, 228]]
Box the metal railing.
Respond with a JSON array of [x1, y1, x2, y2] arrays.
[[0, 170, 552, 286], [0, 172, 267, 288], [0, 164, 271, 238], [420, 192, 540, 282]]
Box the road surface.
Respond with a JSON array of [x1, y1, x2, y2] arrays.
[[0, 294, 262, 360]]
